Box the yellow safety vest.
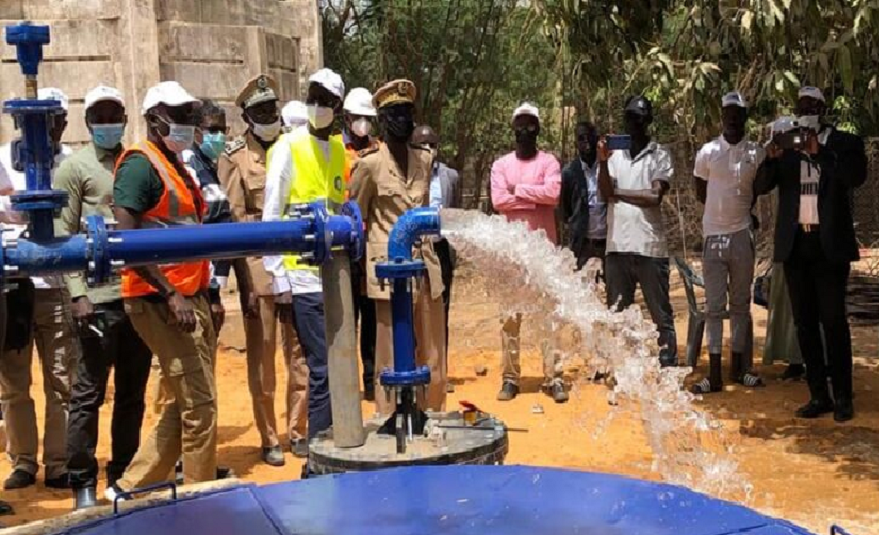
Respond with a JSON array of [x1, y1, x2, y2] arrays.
[[279, 130, 348, 272]]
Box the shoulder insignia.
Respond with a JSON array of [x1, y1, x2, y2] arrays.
[[224, 138, 246, 156]]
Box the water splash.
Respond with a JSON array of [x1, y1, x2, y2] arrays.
[[442, 209, 752, 501]]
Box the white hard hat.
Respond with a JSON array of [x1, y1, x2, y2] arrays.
[[38, 87, 68, 111], [141, 81, 199, 116], [282, 100, 308, 127], [308, 68, 345, 99], [343, 87, 376, 117], [512, 102, 539, 122], [85, 85, 125, 112]]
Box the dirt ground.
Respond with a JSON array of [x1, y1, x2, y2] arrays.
[[1, 275, 878, 534]]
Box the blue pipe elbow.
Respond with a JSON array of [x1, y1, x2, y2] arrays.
[[386, 207, 440, 262]]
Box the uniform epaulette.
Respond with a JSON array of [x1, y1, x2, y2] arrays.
[[224, 138, 246, 156], [358, 145, 380, 158]]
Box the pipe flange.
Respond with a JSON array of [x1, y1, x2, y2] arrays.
[[379, 365, 431, 387], [10, 189, 68, 213], [341, 201, 365, 262], [305, 201, 329, 265], [85, 215, 110, 285], [375, 259, 426, 280]]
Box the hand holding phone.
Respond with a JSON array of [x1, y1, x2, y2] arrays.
[[605, 135, 632, 152]]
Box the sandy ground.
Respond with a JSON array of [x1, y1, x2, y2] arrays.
[[1, 274, 878, 534]]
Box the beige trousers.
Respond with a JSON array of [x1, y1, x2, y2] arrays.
[[118, 294, 217, 489], [0, 287, 77, 479], [501, 313, 563, 387], [374, 279, 447, 415], [243, 295, 307, 447]]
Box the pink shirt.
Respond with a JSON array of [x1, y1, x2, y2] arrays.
[[490, 150, 561, 243]]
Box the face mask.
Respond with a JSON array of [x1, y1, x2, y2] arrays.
[[351, 117, 372, 138], [155, 118, 195, 153], [797, 115, 820, 132], [252, 120, 281, 142], [385, 116, 415, 141], [200, 132, 226, 161], [307, 105, 335, 130], [90, 123, 124, 150]]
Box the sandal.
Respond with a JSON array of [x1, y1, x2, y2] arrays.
[[690, 377, 722, 394], [738, 372, 765, 388]]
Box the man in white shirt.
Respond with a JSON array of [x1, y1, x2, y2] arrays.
[[691, 92, 765, 394], [597, 95, 677, 367], [263, 69, 347, 441], [0, 87, 79, 490]]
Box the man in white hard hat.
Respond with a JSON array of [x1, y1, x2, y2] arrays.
[[342, 87, 379, 400], [54, 85, 152, 509], [282, 100, 308, 132], [0, 87, 78, 491], [264, 68, 347, 442], [108, 81, 217, 499]]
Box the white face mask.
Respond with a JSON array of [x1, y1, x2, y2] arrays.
[[252, 120, 281, 142], [158, 120, 195, 153], [307, 105, 335, 130], [351, 117, 372, 138], [797, 115, 821, 132]]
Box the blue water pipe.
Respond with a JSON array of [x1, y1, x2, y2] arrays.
[[374, 207, 441, 452]]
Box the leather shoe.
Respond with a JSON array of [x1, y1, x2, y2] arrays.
[[546, 382, 569, 403], [834, 399, 854, 423], [262, 446, 285, 467], [795, 398, 834, 419], [45, 473, 70, 489], [74, 487, 98, 510], [291, 439, 309, 459], [496, 381, 519, 401], [4, 469, 35, 490]]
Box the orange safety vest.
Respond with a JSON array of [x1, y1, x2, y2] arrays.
[[115, 140, 210, 298]]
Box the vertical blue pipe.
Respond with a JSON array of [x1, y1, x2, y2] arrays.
[[391, 278, 417, 375]]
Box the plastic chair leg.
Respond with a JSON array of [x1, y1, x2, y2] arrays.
[[686, 316, 706, 368]]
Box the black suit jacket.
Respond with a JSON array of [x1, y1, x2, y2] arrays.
[[561, 158, 598, 254], [754, 128, 867, 263]]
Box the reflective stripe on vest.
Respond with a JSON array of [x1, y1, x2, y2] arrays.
[[281, 131, 349, 272], [115, 141, 209, 298]]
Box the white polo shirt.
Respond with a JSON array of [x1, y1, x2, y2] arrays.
[[693, 136, 765, 237], [606, 141, 673, 258]]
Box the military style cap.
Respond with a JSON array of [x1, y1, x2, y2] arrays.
[[374, 79, 416, 109], [236, 74, 279, 109]]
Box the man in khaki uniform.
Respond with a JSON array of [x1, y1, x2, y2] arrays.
[[218, 74, 307, 464], [349, 80, 447, 416]]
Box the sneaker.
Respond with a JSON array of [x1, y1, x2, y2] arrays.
[[3, 469, 35, 490], [496, 381, 519, 401], [834, 399, 854, 423], [45, 473, 70, 489], [546, 382, 569, 403], [291, 439, 309, 459], [262, 446, 286, 467], [104, 483, 126, 503], [794, 398, 834, 419], [689, 377, 722, 394], [736, 371, 765, 388]]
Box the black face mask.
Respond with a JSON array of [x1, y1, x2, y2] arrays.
[[515, 128, 538, 146], [385, 115, 415, 140]]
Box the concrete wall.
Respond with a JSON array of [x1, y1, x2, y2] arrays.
[[0, 0, 323, 145]]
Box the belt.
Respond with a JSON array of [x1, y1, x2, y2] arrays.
[[799, 224, 820, 233]]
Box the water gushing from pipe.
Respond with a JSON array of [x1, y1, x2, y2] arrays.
[[442, 209, 752, 501]]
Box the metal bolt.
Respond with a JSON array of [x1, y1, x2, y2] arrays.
[[111, 260, 124, 267], [108, 237, 122, 244]]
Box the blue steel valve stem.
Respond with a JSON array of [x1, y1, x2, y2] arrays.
[[375, 207, 441, 454]]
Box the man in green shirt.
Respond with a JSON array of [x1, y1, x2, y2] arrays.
[[55, 86, 152, 510]]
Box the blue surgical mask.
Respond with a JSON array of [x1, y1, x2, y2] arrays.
[[200, 132, 226, 162], [90, 123, 125, 150]]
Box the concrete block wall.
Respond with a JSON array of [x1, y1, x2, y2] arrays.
[[0, 0, 321, 145]]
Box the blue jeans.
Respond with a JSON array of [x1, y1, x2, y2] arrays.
[[292, 293, 332, 438]]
